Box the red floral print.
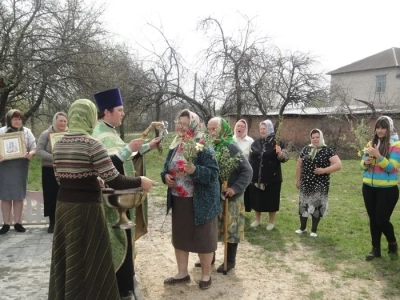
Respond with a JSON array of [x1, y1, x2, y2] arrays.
[[175, 185, 188, 197], [176, 159, 185, 172]]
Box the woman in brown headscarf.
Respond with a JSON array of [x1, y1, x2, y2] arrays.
[[0, 109, 36, 234]]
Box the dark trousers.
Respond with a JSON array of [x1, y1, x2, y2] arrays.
[[362, 184, 399, 248], [116, 228, 135, 293]]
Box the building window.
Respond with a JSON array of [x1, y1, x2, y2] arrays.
[[376, 75, 386, 93]]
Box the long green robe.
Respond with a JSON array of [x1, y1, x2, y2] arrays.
[[92, 120, 148, 271]]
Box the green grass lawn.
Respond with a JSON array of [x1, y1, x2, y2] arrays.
[[28, 134, 400, 297]]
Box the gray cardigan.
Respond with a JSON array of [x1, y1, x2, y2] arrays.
[[36, 126, 55, 167], [225, 143, 253, 199]]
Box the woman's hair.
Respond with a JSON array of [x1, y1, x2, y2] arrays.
[[11, 110, 24, 119], [55, 112, 68, 120], [177, 109, 190, 119], [373, 118, 391, 158], [6, 109, 24, 128], [310, 129, 320, 137]]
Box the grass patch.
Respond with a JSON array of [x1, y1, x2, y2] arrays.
[[27, 133, 400, 296]]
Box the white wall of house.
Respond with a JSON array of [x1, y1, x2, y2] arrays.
[[330, 67, 400, 107]]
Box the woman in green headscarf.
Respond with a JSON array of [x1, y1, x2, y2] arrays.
[[206, 117, 252, 274], [48, 99, 153, 300]]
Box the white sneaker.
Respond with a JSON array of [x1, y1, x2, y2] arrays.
[[295, 229, 306, 234], [250, 221, 261, 227], [266, 223, 275, 231], [310, 232, 318, 237]]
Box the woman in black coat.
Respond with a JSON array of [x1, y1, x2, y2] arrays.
[[249, 119, 289, 230]]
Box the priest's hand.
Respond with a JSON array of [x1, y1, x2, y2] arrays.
[[128, 138, 144, 152], [149, 137, 161, 150]]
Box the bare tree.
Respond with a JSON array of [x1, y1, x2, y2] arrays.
[[197, 15, 269, 120], [0, 0, 109, 125], [270, 49, 328, 118]]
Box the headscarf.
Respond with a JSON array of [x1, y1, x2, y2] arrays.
[[308, 128, 327, 160], [233, 119, 249, 140], [377, 115, 398, 143], [5, 109, 23, 133], [260, 119, 274, 137], [52, 112, 68, 132], [67, 99, 97, 136], [170, 109, 202, 149], [212, 117, 236, 152]]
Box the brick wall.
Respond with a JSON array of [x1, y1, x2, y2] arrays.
[[227, 114, 400, 158]]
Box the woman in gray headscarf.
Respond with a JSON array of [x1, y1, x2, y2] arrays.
[[248, 119, 289, 231], [295, 128, 341, 237], [36, 112, 68, 233]]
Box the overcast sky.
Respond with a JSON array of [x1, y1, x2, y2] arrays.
[[102, 0, 400, 75]]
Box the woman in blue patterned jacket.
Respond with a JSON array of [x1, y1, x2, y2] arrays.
[[161, 109, 220, 290]]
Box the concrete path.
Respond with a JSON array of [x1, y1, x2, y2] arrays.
[[0, 225, 143, 300], [0, 226, 51, 300]]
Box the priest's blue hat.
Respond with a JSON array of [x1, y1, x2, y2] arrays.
[[94, 88, 123, 112]]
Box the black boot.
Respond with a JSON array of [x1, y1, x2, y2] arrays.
[[217, 243, 238, 273], [366, 247, 381, 261], [48, 223, 55, 233], [194, 252, 215, 267], [388, 242, 398, 255]]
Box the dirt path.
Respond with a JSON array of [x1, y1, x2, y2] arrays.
[[135, 197, 385, 300]]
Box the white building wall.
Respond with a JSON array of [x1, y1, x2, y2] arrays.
[[330, 67, 400, 107]]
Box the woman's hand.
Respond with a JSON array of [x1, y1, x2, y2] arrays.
[[275, 145, 282, 155], [296, 180, 300, 189], [366, 145, 381, 159], [183, 162, 196, 175], [314, 168, 325, 175], [140, 176, 153, 192], [364, 156, 374, 165], [224, 187, 236, 198], [25, 152, 34, 160], [164, 174, 176, 188]]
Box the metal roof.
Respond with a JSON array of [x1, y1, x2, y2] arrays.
[[328, 47, 400, 75]]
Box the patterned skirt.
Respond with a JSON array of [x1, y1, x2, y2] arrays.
[[218, 194, 245, 243], [48, 201, 119, 300]]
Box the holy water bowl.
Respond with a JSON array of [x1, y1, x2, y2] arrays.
[[102, 188, 146, 230]]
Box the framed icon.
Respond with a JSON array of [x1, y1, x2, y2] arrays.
[[49, 132, 66, 152], [0, 131, 26, 160]]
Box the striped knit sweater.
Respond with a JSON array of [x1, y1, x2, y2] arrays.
[[361, 141, 400, 188], [53, 134, 119, 182]]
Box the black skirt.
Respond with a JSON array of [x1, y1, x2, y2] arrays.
[[249, 182, 282, 212], [171, 196, 218, 253], [42, 167, 59, 219]]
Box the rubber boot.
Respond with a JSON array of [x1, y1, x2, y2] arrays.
[[217, 243, 238, 273]]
